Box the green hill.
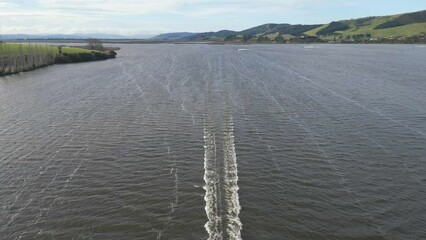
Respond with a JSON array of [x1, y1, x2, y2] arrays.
[[179, 10, 426, 43], [305, 10, 426, 41]]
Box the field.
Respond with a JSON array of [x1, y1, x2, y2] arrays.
[[0, 43, 93, 57], [342, 22, 426, 38]]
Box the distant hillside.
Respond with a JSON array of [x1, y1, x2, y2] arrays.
[[4, 10, 424, 43], [304, 10, 426, 42], [183, 30, 238, 41], [240, 23, 322, 36], [171, 9, 426, 43], [152, 32, 197, 40], [183, 24, 320, 42]]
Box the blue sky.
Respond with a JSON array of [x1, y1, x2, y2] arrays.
[[0, 0, 425, 36]]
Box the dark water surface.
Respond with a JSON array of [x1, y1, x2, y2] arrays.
[[1, 44, 425, 240]]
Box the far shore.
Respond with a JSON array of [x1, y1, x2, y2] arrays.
[[3, 38, 426, 45]]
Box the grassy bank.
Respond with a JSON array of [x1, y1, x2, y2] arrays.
[[0, 43, 117, 76]]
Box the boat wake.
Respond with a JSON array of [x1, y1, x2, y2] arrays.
[[203, 101, 242, 240], [222, 109, 242, 239], [203, 112, 222, 239]]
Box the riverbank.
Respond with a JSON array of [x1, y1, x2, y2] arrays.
[[0, 43, 117, 76]]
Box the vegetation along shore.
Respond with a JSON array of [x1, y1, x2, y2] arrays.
[[0, 40, 118, 76]]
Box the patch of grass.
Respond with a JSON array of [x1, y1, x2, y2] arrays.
[[317, 21, 349, 35], [339, 21, 426, 38], [0, 43, 93, 57], [338, 16, 396, 36], [370, 22, 426, 37], [0, 43, 51, 56], [304, 24, 329, 36], [265, 32, 279, 40], [61, 47, 93, 54]]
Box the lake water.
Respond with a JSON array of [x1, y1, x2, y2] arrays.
[[1, 44, 425, 239]]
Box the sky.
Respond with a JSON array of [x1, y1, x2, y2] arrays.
[[0, 0, 425, 37]]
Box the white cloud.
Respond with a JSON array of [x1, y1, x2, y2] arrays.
[[1, 0, 417, 35], [36, 0, 200, 15], [19, 0, 324, 16], [1, 0, 325, 35], [0, 2, 19, 8]]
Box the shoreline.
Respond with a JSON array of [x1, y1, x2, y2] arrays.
[[4, 39, 426, 45], [0, 45, 118, 77]]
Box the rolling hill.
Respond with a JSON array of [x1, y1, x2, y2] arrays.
[[4, 10, 424, 43], [175, 10, 426, 43], [305, 10, 426, 40], [182, 24, 321, 42]]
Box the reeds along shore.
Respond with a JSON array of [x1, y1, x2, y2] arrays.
[[0, 43, 56, 76], [0, 43, 117, 76]]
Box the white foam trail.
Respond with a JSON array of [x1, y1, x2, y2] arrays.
[[64, 164, 81, 189], [181, 99, 196, 125], [157, 144, 179, 240], [121, 62, 144, 96], [203, 115, 223, 240], [222, 112, 242, 240], [166, 82, 171, 94], [172, 167, 179, 209]]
